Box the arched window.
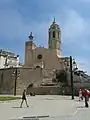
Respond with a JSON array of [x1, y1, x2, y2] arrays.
[[53, 31, 55, 38]]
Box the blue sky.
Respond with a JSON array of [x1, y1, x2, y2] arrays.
[[0, 0, 90, 74]]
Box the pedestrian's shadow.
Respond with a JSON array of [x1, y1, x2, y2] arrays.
[[12, 106, 21, 108], [74, 99, 84, 102], [76, 106, 85, 108], [74, 100, 79, 102], [12, 106, 31, 108]]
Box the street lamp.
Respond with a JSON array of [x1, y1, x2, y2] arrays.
[[63, 56, 78, 100], [70, 56, 78, 100], [12, 68, 20, 96], [70, 56, 74, 100]]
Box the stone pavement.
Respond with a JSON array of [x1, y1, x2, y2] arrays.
[[0, 95, 90, 120]]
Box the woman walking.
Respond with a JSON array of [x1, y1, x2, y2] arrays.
[[79, 89, 83, 101], [20, 89, 29, 108]]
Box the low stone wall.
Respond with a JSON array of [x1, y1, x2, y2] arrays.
[[16, 67, 42, 95], [0, 68, 14, 94], [0, 67, 42, 95], [27, 86, 71, 95], [67, 71, 90, 88], [0, 67, 90, 95], [74, 82, 90, 88]]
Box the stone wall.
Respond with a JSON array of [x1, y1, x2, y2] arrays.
[[0, 67, 43, 95], [0, 67, 54, 95], [27, 86, 71, 95], [0, 68, 14, 94], [67, 71, 90, 88], [0, 67, 90, 95], [16, 67, 42, 95]]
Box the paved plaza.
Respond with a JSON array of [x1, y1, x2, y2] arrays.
[[0, 95, 90, 120]]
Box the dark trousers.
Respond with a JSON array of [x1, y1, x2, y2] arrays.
[[85, 96, 89, 107], [20, 98, 29, 107]]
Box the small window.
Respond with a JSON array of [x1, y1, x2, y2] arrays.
[[53, 31, 55, 38]]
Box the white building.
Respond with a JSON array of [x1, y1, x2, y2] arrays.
[[0, 49, 21, 69]]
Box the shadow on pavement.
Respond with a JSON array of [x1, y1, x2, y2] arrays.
[[76, 106, 85, 108], [12, 106, 21, 108], [74, 99, 84, 102]]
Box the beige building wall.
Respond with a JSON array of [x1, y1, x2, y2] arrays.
[[24, 45, 63, 69], [24, 41, 36, 66]]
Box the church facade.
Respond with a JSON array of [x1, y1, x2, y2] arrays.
[[24, 19, 65, 70]]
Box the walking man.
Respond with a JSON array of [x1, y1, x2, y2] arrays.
[[20, 89, 29, 108]]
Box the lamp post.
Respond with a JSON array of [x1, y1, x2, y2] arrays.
[[70, 56, 74, 100], [70, 56, 78, 100], [12, 68, 20, 96], [63, 56, 78, 100]]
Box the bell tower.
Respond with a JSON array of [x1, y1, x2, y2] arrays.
[[48, 18, 61, 55]]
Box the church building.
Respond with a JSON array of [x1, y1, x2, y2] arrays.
[[24, 18, 66, 70]]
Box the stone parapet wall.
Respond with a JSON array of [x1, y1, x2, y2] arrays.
[[0, 67, 42, 95], [27, 86, 71, 95], [74, 82, 90, 88], [0, 67, 90, 95], [16, 67, 42, 95], [66, 71, 90, 88]]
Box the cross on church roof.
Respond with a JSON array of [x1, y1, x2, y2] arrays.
[[53, 17, 56, 24], [28, 32, 33, 41]]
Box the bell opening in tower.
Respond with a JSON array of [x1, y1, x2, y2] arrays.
[[53, 31, 55, 38]]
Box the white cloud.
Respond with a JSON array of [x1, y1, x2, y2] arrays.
[[58, 9, 90, 74], [81, 42, 90, 51], [62, 10, 88, 42], [76, 57, 90, 75], [60, 9, 90, 52]]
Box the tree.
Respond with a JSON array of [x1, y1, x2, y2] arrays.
[[56, 70, 67, 83]]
